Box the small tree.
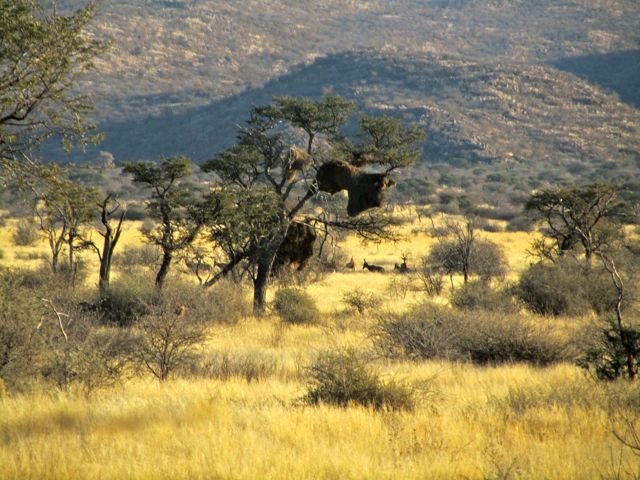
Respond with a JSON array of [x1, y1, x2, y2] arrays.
[[123, 156, 223, 289], [526, 184, 622, 267], [31, 168, 99, 277], [134, 289, 208, 382], [426, 216, 506, 287], [85, 194, 126, 296]]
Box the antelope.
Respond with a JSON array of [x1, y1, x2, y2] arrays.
[[345, 257, 355, 270], [363, 259, 385, 272], [394, 254, 411, 273]]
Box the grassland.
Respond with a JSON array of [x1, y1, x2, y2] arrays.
[[0, 216, 639, 479]]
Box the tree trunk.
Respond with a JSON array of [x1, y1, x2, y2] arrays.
[[156, 249, 172, 289], [98, 235, 112, 296], [68, 231, 75, 275], [252, 224, 289, 316], [252, 256, 271, 316], [51, 250, 59, 274]]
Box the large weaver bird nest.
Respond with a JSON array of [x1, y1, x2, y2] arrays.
[[272, 221, 317, 273], [315, 160, 395, 217]]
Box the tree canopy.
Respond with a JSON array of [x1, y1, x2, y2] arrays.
[[0, 0, 105, 174]]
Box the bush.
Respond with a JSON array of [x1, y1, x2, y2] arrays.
[[374, 303, 570, 366], [303, 350, 414, 411], [207, 280, 250, 324], [515, 260, 589, 316], [0, 270, 136, 394], [387, 274, 413, 299], [342, 288, 382, 315], [133, 286, 209, 381], [457, 313, 570, 366], [451, 281, 517, 313], [0, 271, 43, 390], [375, 304, 462, 360], [274, 287, 320, 324], [416, 259, 444, 296], [40, 324, 137, 395], [12, 219, 39, 246], [578, 319, 640, 380], [98, 277, 154, 326]]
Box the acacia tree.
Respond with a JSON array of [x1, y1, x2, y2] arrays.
[[425, 216, 506, 287], [123, 156, 223, 289], [31, 168, 99, 277], [85, 194, 126, 295], [525, 184, 622, 267], [203, 95, 424, 314], [0, 0, 105, 175]]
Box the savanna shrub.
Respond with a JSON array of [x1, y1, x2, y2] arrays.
[[207, 280, 250, 324], [274, 287, 320, 324], [12, 219, 39, 246], [41, 324, 137, 394], [133, 285, 209, 381], [451, 280, 517, 313], [0, 271, 43, 390], [98, 277, 153, 326], [342, 288, 382, 315], [375, 303, 570, 366], [457, 312, 570, 366], [114, 244, 160, 274], [375, 304, 459, 360], [578, 319, 640, 381], [515, 260, 589, 316], [303, 349, 414, 411]]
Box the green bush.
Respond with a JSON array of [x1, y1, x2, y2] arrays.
[[515, 260, 589, 316], [303, 350, 414, 411], [98, 277, 153, 326], [273, 287, 320, 324], [578, 318, 640, 381]]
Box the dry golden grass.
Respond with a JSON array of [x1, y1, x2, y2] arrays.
[[1, 214, 638, 479]]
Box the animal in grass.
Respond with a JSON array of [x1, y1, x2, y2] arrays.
[[345, 256, 356, 270], [362, 259, 385, 272], [394, 255, 411, 273]]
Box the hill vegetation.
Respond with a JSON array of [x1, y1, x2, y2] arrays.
[[41, 1, 639, 213]]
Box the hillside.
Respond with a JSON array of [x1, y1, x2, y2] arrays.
[[57, 0, 639, 121], [41, 1, 640, 210]]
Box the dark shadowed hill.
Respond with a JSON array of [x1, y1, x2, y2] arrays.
[[552, 49, 640, 108], [53, 51, 640, 178]]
